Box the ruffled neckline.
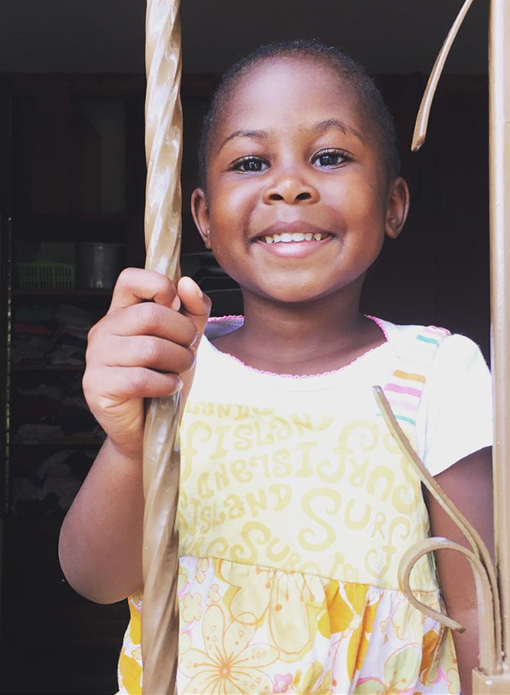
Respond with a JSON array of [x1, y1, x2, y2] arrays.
[[203, 314, 391, 380]]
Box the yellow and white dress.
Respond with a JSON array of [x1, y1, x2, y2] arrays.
[[118, 317, 492, 695]]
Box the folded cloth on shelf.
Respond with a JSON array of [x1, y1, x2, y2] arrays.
[[55, 304, 95, 330], [15, 423, 64, 443], [12, 449, 87, 514], [12, 335, 53, 365], [15, 305, 55, 323], [55, 334, 88, 349], [49, 345, 85, 365], [13, 322, 54, 338], [13, 303, 97, 366], [60, 325, 90, 341], [13, 393, 61, 420], [17, 385, 62, 400]]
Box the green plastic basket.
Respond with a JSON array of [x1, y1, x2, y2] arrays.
[[17, 261, 76, 291]]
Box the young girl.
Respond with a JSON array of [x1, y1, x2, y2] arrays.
[[59, 40, 493, 695]]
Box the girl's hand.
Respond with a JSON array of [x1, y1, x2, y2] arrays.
[[82, 268, 211, 462]]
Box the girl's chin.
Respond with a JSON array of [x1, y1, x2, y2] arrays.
[[247, 286, 338, 307]]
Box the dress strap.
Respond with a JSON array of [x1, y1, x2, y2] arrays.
[[381, 325, 451, 427]]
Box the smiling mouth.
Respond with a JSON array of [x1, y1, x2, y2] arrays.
[[260, 231, 331, 244]]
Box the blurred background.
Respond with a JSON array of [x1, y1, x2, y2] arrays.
[[0, 1, 490, 692]]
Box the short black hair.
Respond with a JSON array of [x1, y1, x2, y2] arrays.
[[198, 39, 400, 189]]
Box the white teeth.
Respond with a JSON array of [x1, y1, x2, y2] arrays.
[[261, 231, 328, 243]]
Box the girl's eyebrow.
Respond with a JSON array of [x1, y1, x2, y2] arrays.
[[217, 129, 269, 153], [308, 118, 366, 143], [217, 119, 365, 154]]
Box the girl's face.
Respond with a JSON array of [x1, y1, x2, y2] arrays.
[[192, 57, 409, 306]]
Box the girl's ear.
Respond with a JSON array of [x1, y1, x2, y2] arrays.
[[385, 177, 410, 240], [191, 188, 212, 249]]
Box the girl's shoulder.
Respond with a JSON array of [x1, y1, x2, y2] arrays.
[[375, 319, 491, 477], [370, 317, 488, 370]]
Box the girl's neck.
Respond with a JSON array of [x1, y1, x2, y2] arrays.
[[212, 287, 386, 376]]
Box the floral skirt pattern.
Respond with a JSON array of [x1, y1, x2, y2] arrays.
[[118, 556, 459, 695]]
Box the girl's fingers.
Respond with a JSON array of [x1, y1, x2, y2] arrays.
[[84, 366, 183, 404], [93, 301, 198, 348], [90, 335, 195, 374], [108, 268, 179, 313], [177, 276, 212, 339]]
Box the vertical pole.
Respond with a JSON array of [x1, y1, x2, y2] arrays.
[[474, 2, 510, 690], [142, 1, 182, 694], [489, 0, 510, 665]]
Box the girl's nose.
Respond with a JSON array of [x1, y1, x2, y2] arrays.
[[262, 171, 320, 205]]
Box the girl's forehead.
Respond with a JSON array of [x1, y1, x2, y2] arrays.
[[219, 58, 365, 133]]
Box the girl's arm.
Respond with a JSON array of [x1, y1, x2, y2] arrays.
[[58, 270, 210, 604], [59, 438, 145, 604], [424, 446, 493, 695]]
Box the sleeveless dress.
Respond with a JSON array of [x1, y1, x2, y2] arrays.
[[118, 318, 463, 695]]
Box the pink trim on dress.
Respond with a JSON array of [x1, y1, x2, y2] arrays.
[[365, 315, 391, 342], [208, 315, 244, 323], [205, 315, 390, 380]]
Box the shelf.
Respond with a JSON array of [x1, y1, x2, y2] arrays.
[[13, 212, 140, 223], [12, 439, 104, 447], [13, 289, 112, 297], [12, 365, 84, 372]]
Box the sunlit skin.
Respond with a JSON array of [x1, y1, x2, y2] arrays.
[[192, 57, 410, 375]]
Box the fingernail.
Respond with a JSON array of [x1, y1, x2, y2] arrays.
[[196, 286, 203, 299], [171, 296, 181, 311], [175, 378, 184, 392]]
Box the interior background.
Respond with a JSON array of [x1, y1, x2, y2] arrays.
[[0, 1, 490, 693]]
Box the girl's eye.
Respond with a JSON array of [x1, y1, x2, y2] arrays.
[[232, 157, 268, 173], [313, 150, 351, 168]]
